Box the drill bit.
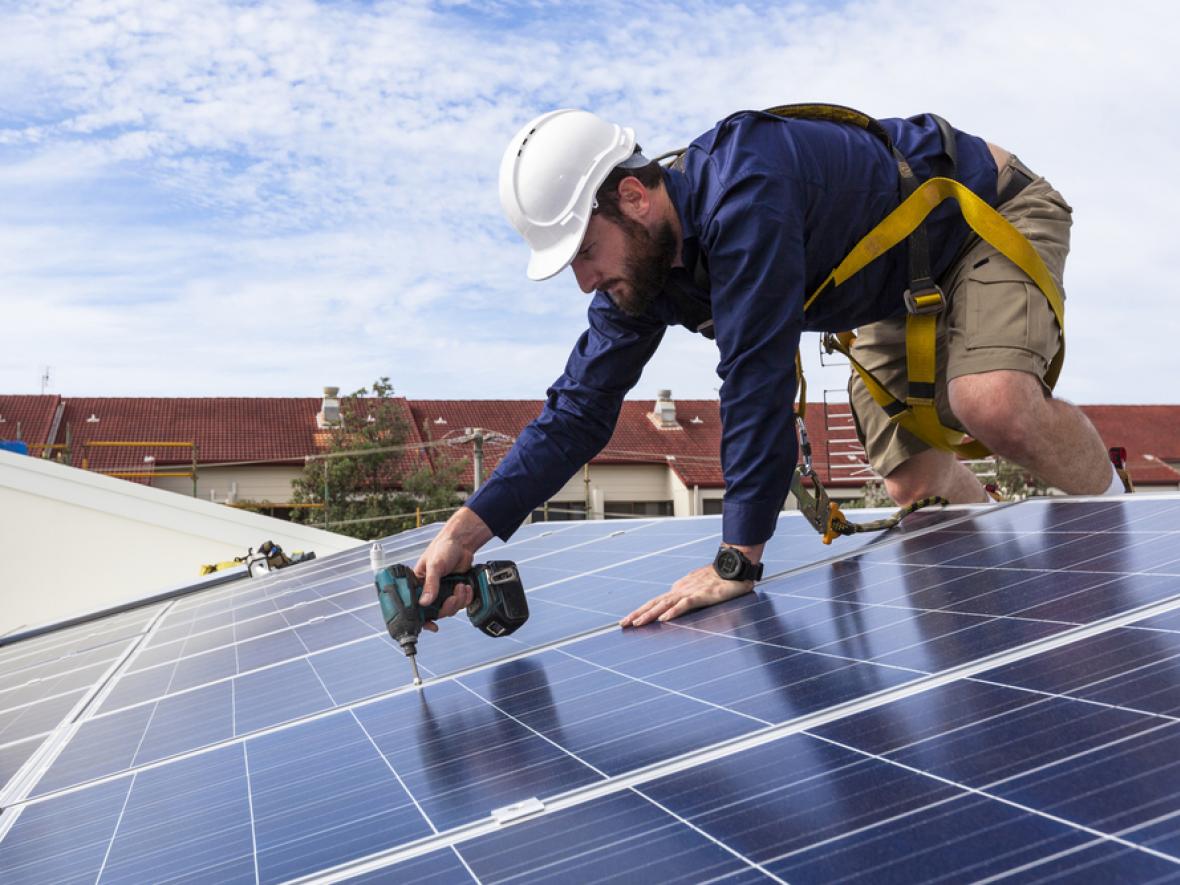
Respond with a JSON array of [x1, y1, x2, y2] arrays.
[[409, 654, 423, 687]]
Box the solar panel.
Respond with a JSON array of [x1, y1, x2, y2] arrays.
[[2, 495, 1180, 883]]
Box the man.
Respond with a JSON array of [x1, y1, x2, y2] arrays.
[[414, 106, 1122, 630]]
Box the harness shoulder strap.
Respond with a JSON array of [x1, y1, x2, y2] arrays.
[[661, 103, 1065, 465], [663, 103, 955, 337]]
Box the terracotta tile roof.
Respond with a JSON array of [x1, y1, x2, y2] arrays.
[[57, 398, 325, 479], [410, 400, 544, 489], [407, 398, 727, 488], [604, 400, 725, 486], [1081, 405, 1180, 487], [47, 396, 433, 485], [407, 399, 869, 489], [8, 392, 1175, 495], [0, 395, 61, 449]]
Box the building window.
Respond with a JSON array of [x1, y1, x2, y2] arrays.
[[605, 500, 674, 519], [531, 501, 586, 522], [701, 498, 723, 515]]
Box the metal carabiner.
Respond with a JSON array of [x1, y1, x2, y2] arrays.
[[795, 415, 814, 477]]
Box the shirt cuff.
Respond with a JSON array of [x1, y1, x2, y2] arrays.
[[721, 498, 781, 547], [464, 481, 529, 543]]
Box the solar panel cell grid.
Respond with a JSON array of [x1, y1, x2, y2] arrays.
[[454, 792, 769, 883], [0, 662, 109, 714], [247, 712, 433, 883], [0, 642, 127, 694], [0, 736, 47, 793], [4, 496, 1180, 883], [30, 703, 154, 796], [0, 776, 132, 884], [98, 745, 256, 884], [454, 652, 757, 776], [0, 606, 156, 663], [0, 690, 87, 745]]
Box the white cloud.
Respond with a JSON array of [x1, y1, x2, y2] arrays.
[[0, 0, 1176, 403]]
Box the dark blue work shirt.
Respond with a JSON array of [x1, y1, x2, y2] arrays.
[[467, 110, 999, 546]]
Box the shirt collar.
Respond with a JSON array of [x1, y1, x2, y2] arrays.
[[662, 166, 699, 271]]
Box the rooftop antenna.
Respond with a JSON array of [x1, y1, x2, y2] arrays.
[[40, 366, 52, 394]]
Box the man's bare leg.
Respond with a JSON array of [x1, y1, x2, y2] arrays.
[[950, 369, 1111, 494], [884, 447, 990, 507]]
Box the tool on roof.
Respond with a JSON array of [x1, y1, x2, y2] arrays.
[[372, 545, 529, 687], [198, 540, 316, 576], [250, 540, 316, 576], [790, 415, 948, 544]]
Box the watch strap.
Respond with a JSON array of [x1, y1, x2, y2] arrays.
[[714, 546, 763, 582]]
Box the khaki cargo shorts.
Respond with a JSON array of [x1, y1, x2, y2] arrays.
[[849, 155, 1073, 478]]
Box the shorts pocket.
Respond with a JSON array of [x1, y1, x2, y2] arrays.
[[960, 259, 1057, 359]]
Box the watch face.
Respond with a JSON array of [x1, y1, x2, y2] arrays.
[[716, 548, 742, 579]]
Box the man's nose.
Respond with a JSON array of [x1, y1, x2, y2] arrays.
[[571, 259, 597, 294]]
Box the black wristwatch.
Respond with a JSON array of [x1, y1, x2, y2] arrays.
[[713, 546, 764, 582]]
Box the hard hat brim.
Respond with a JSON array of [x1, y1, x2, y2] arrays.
[[526, 231, 585, 281]]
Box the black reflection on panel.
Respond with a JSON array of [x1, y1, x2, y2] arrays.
[[353, 678, 600, 831]]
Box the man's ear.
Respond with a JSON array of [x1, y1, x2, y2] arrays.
[[615, 176, 649, 220]]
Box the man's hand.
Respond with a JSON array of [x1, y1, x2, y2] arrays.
[[620, 565, 755, 628], [413, 507, 493, 633]]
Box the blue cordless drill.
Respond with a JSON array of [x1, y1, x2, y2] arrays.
[[373, 553, 529, 686]]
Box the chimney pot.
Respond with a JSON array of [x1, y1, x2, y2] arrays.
[[317, 386, 341, 428], [649, 389, 680, 429]]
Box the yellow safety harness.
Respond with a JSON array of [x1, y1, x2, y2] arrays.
[[663, 103, 1066, 542]]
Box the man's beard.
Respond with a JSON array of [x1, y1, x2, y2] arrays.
[[603, 216, 677, 318]]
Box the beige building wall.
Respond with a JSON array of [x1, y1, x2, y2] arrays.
[[668, 473, 725, 517], [144, 457, 866, 523], [154, 465, 302, 504], [546, 463, 676, 518]]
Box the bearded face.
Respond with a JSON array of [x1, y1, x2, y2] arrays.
[[598, 215, 678, 318]]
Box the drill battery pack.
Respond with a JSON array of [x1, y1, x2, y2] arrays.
[[375, 561, 529, 644]]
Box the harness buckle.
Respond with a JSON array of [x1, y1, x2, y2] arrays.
[[903, 285, 945, 316]]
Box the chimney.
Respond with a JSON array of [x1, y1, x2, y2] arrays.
[[649, 389, 681, 430], [317, 386, 341, 428]]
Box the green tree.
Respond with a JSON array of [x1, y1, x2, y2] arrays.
[[290, 378, 464, 539]]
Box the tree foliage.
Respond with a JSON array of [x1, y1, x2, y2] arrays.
[[290, 378, 464, 539]]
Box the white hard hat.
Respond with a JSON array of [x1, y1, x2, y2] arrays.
[[499, 109, 637, 281]]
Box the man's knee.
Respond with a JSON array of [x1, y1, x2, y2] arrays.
[[949, 370, 1047, 460], [883, 469, 925, 508], [883, 449, 956, 506]]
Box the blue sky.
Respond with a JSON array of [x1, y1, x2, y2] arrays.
[[0, 0, 1176, 404]]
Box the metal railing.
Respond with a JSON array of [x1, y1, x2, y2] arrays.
[[81, 441, 199, 496]]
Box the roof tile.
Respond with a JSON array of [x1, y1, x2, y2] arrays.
[[4, 394, 1175, 492]]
